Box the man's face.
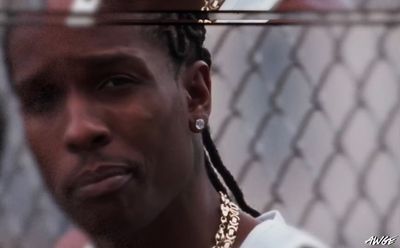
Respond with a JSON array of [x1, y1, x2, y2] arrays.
[[8, 25, 200, 235]]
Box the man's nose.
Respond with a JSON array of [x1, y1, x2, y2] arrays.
[[63, 97, 111, 154]]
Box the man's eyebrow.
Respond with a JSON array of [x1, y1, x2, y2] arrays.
[[15, 47, 155, 92], [14, 70, 51, 96], [73, 48, 155, 76]]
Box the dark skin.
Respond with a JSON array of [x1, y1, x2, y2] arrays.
[[8, 25, 258, 248]]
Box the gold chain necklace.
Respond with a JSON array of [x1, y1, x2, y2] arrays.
[[199, 0, 225, 23], [213, 191, 240, 248], [201, 0, 225, 11]]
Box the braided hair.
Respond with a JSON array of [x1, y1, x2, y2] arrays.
[[156, 13, 259, 217]]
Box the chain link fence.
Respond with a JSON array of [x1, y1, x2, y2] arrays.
[[0, 1, 400, 248], [206, 20, 400, 247]]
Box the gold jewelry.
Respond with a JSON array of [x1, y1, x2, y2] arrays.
[[84, 191, 240, 248], [201, 0, 225, 11], [213, 191, 240, 248]]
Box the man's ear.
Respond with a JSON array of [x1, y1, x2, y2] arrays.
[[182, 61, 212, 132]]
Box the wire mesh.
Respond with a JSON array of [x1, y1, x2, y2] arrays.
[[206, 22, 400, 248]]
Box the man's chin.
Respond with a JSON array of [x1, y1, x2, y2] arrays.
[[59, 193, 151, 238], [69, 204, 133, 237]]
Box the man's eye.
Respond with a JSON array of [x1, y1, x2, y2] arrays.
[[21, 86, 61, 114], [98, 75, 138, 89]]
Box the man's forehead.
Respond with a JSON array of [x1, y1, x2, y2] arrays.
[[9, 25, 165, 84], [10, 25, 147, 53]]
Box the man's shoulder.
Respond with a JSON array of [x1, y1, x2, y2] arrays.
[[240, 211, 329, 248]]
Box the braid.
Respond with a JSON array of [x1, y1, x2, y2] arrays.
[[155, 13, 212, 68], [202, 128, 260, 217], [156, 14, 259, 217], [204, 151, 227, 194]]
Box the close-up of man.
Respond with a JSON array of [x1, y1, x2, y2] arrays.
[[3, 0, 338, 247]]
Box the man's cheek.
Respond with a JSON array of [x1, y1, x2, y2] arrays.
[[32, 147, 60, 185], [24, 127, 63, 191]]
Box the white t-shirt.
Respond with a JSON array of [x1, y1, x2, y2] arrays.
[[240, 211, 328, 248]]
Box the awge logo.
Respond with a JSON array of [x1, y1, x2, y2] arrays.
[[365, 235, 398, 246]]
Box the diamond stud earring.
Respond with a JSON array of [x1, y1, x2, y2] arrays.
[[195, 119, 206, 131]]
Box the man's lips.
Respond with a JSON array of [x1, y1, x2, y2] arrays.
[[72, 165, 134, 200]]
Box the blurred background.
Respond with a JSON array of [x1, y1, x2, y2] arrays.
[[0, 0, 399, 247]]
